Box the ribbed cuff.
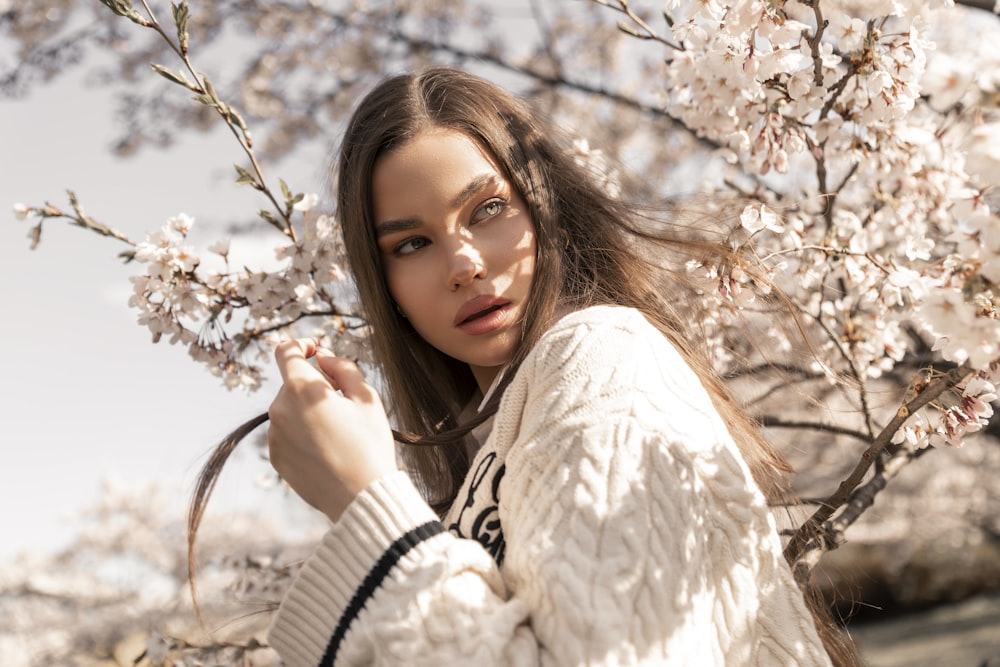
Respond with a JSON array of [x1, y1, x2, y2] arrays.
[[267, 471, 441, 667]]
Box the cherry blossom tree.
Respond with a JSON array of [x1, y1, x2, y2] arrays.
[[5, 0, 1000, 663]]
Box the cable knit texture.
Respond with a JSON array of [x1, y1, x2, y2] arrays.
[[268, 305, 832, 666]]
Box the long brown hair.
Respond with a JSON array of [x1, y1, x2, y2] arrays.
[[189, 67, 858, 664]]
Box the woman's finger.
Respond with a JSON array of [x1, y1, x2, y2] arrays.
[[273, 338, 319, 383], [315, 349, 374, 401]]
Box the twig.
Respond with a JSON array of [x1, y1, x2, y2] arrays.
[[240, 309, 366, 340], [758, 245, 893, 276], [592, 0, 685, 51], [801, 0, 830, 87], [758, 416, 870, 444]]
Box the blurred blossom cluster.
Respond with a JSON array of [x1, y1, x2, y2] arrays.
[[0, 481, 316, 665]]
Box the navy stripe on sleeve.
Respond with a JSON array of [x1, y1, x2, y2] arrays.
[[320, 520, 447, 667]]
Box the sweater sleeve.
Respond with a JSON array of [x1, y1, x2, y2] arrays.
[[268, 307, 831, 666], [268, 469, 540, 666]]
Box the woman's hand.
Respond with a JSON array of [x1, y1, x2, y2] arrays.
[[268, 338, 398, 522]]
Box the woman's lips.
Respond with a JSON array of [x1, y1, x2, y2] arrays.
[[454, 295, 512, 334], [456, 304, 512, 335]]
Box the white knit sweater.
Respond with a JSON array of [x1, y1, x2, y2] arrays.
[[268, 306, 832, 666]]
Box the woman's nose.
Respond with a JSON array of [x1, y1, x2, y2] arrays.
[[447, 241, 486, 290]]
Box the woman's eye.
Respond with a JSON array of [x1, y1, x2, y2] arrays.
[[394, 237, 430, 256], [472, 197, 507, 223]]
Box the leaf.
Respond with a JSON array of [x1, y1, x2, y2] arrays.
[[258, 210, 279, 225], [616, 20, 649, 39], [67, 190, 92, 226], [150, 63, 191, 88], [119, 249, 137, 264], [192, 93, 216, 108], [27, 223, 42, 250], [171, 1, 187, 26], [234, 164, 256, 186], [229, 107, 249, 132], [202, 74, 220, 105], [279, 179, 292, 201], [98, 0, 149, 26], [171, 1, 190, 53], [98, 0, 132, 18]]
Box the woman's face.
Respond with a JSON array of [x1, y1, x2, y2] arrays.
[[372, 128, 537, 392]]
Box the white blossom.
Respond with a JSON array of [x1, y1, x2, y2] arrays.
[[293, 192, 320, 212], [167, 212, 194, 236], [208, 238, 231, 258], [740, 205, 783, 234]]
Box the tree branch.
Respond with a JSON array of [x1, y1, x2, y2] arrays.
[[758, 416, 871, 444], [784, 364, 971, 565]]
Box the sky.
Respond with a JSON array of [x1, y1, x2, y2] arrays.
[[0, 69, 329, 561]]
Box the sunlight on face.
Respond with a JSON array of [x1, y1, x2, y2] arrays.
[[372, 129, 536, 391]]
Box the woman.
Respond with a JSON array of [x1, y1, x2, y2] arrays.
[[204, 67, 856, 665]]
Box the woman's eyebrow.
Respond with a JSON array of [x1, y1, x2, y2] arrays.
[[450, 173, 501, 209], [375, 217, 420, 239]]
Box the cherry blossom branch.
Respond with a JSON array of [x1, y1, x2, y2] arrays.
[[17, 192, 136, 251], [808, 153, 861, 237], [802, 299, 883, 440], [797, 303, 863, 392], [724, 361, 830, 382], [592, 0, 685, 51], [799, 0, 830, 87], [856, 365, 877, 438], [783, 364, 972, 566], [102, 0, 299, 241], [818, 67, 857, 121], [240, 309, 366, 340], [799, 22, 861, 239], [832, 443, 932, 529], [743, 373, 833, 407], [789, 443, 932, 579], [759, 245, 893, 275]]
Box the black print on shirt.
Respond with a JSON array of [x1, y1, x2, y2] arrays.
[[448, 451, 506, 566]]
